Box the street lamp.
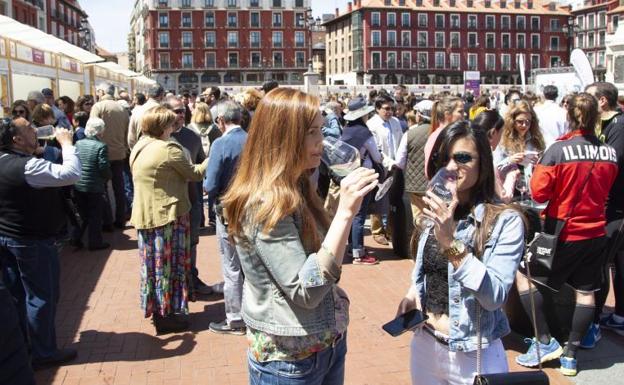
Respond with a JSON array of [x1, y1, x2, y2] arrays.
[[562, 16, 580, 61]]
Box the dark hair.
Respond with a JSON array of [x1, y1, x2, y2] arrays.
[[0, 118, 18, 150], [567, 92, 599, 132], [261, 81, 278, 94], [543, 85, 558, 101], [473, 110, 504, 133], [465, 93, 475, 103], [374, 94, 395, 110], [423, 120, 525, 255], [504, 89, 522, 105], [586, 81, 618, 109], [368, 89, 378, 102], [73, 111, 89, 128], [75, 95, 95, 112], [147, 84, 165, 99], [134, 93, 146, 105], [432, 121, 495, 205]]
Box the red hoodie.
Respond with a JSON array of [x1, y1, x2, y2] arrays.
[[530, 130, 618, 242]]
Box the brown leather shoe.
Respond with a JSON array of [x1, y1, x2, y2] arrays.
[[373, 234, 389, 245]]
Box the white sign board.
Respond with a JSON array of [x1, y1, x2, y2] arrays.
[[532, 68, 583, 104]]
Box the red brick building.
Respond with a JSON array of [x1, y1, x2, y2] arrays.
[[571, 0, 624, 80], [130, 0, 313, 92], [324, 0, 571, 85], [1, 0, 46, 30], [46, 0, 88, 48]]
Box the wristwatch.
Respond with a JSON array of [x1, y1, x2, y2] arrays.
[[442, 240, 466, 259]]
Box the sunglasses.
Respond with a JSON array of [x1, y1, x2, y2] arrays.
[[514, 119, 532, 126], [380, 106, 394, 111], [450, 152, 476, 164], [174, 109, 185, 114], [84, 102, 93, 106], [13, 109, 26, 115]]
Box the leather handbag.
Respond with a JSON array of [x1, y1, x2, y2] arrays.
[[473, 253, 549, 385], [525, 160, 595, 281]]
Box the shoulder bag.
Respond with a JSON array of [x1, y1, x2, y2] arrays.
[[473, 252, 549, 385], [526, 160, 595, 282]]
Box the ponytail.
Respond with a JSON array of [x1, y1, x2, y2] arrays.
[[430, 100, 441, 134]]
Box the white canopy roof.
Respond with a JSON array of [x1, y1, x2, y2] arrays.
[[0, 15, 104, 64]]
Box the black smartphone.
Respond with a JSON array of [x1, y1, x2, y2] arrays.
[[382, 309, 428, 337]]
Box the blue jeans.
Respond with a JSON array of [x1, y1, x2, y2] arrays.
[[0, 282, 35, 385], [350, 192, 372, 259], [0, 236, 60, 360], [248, 333, 347, 385]]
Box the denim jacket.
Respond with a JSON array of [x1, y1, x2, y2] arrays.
[[413, 203, 525, 352], [234, 212, 343, 336]]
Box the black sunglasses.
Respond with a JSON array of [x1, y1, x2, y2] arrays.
[[173, 109, 185, 114], [451, 152, 476, 164]]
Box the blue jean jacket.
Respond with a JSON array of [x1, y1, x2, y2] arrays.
[[413, 204, 525, 352]]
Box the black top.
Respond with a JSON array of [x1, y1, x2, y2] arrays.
[[422, 232, 449, 316], [0, 151, 65, 239]]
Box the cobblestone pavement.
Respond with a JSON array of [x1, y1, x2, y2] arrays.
[[32, 223, 619, 385]]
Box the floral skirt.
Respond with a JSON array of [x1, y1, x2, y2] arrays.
[[138, 214, 191, 318]]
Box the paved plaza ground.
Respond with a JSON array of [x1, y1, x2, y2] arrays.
[[32, 223, 624, 385]]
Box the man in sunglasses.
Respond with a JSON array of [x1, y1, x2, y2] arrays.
[[367, 94, 403, 246], [90, 83, 131, 230], [0, 118, 80, 369]]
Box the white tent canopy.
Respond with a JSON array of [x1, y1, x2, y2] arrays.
[[0, 15, 104, 64]]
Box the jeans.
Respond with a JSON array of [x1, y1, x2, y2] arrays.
[[109, 159, 126, 226], [216, 215, 243, 326], [0, 236, 60, 360], [0, 283, 35, 385], [73, 191, 104, 247], [248, 332, 347, 385], [350, 192, 372, 259]]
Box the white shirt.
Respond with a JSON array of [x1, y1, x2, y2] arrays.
[[366, 114, 403, 170], [534, 100, 568, 148]]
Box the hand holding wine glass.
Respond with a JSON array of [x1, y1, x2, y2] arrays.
[[515, 173, 528, 202], [417, 168, 458, 230]]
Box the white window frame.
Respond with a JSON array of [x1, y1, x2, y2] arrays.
[[205, 31, 215, 48], [485, 15, 495, 29], [228, 51, 239, 67], [371, 51, 382, 69], [249, 31, 261, 48], [450, 31, 460, 47], [417, 51, 428, 69], [502, 32, 511, 49], [501, 54, 511, 70], [182, 31, 193, 48], [530, 54, 540, 69], [401, 12, 410, 27], [159, 53, 170, 69], [435, 51, 445, 69], [485, 32, 495, 48], [250, 11, 261, 27], [387, 12, 396, 27], [402, 51, 411, 69], [205, 52, 216, 68], [468, 53, 478, 70], [468, 14, 477, 29], [418, 31, 428, 47], [516, 15, 526, 30], [387, 30, 397, 47], [486, 53, 495, 70], [531, 33, 540, 49], [181, 12, 192, 28], [295, 51, 305, 67], [371, 30, 381, 47], [387, 51, 397, 69], [517, 33, 526, 49], [182, 52, 193, 68], [372, 12, 381, 27], [450, 53, 460, 69], [159, 32, 169, 48], [450, 13, 460, 28], [435, 31, 445, 48], [159, 12, 169, 28], [272, 31, 283, 48], [418, 13, 428, 27], [250, 51, 261, 68], [435, 13, 445, 28], [401, 31, 411, 47], [228, 31, 238, 48], [468, 32, 477, 48], [501, 15, 510, 29]]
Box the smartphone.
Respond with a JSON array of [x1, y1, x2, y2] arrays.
[[382, 309, 428, 337]]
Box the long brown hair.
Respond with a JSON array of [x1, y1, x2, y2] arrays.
[[222, 88, 329, 251], [567, 92, 598, 133], [501, 100, 545, 154], [416, 120, 526, 257], [430, 95, 462, 134]]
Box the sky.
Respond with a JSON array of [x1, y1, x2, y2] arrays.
[[80, 0, 349, 54]]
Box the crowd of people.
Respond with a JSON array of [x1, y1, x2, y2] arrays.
[[0, 78, 623, 385]]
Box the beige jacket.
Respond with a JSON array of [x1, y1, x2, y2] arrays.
[[129, 137, 208, 230], [90, 97, 130, 161]]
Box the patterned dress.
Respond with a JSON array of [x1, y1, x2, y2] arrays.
[[138, 213, 191, 318]]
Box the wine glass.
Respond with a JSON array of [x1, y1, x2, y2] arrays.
[[515, 173, 528, 202], [417, 168, 458, 230], [321, 136, 360, 178], [374, 174, 394, 201]]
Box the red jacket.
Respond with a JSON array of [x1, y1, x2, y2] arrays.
[[530, 130, 618, 241]]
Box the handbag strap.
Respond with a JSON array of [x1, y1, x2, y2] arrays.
[[553, 160, 596, 235], [475, 247, 544, 375]]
